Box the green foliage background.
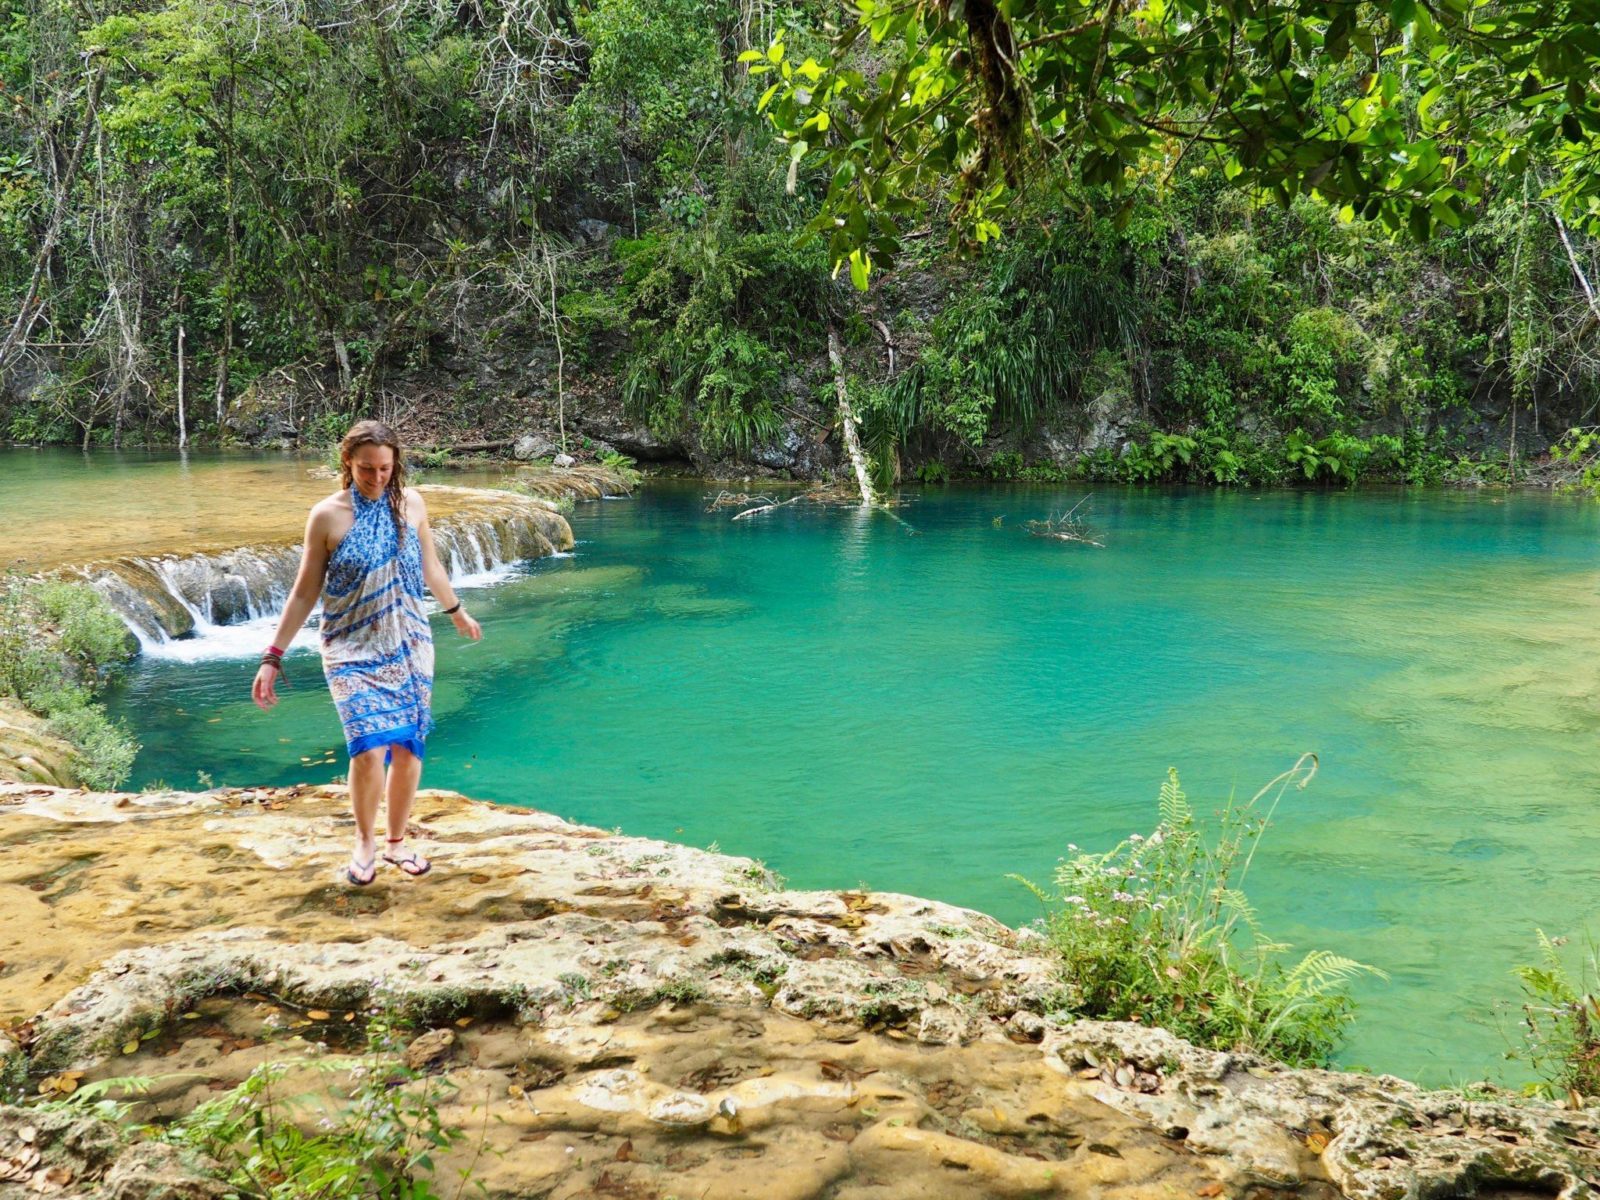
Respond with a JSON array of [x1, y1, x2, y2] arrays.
[[0, 0, 1596, 486]]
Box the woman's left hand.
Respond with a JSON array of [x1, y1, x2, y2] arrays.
[[451, 608, 483, 641]]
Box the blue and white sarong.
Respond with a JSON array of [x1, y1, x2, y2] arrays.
[[321, 486, 434, 761]]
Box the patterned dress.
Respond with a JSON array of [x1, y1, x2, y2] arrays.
[[321, 486, 434, 761]]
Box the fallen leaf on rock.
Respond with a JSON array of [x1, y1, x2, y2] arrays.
[[1196, 1183, 1224, 1197], [121, 1041, 139, 1055], [469, 874, 491, 885], [32, 1165, 72, 1192], [454, 1017, 473, 1028], [17, 1127, 35, 1144], [1306, 1132, 1330, 1153], [181, 1012, 201, 1020], [613, 1140, 635, 1163], [306, 1010, 331, 1021], [819, 1060, 873, 1083]]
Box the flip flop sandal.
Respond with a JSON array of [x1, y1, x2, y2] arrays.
[[383, 838, 431, 877], [347, 854, 378, 886]]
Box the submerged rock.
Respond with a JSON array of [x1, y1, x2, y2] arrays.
[[0, 781, 1596, 1199]]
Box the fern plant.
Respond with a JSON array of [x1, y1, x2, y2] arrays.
[[1013, 756, 1385, 1067], [1512, 931, 1600, 1100]]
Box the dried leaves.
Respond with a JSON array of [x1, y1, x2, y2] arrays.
[[0, 1126, 73, 1192]]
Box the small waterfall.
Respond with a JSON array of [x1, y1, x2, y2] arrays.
[[73, 490, 574, 652]]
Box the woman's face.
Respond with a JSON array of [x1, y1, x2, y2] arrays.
[[347, 444, 395, 498]]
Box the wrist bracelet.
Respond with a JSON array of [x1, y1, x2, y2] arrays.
[[260, 652, 284, 675], [442, 601, 462, 615], [267, 644, 286, 657]]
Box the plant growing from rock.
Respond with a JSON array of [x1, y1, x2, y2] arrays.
[[165, 1011, 469, 1200], [1512, 932, 1600, 1105], [1014, 756, 1383, 1068]]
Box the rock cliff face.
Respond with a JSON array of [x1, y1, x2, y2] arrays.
[[1, 781, 1596, 1199]]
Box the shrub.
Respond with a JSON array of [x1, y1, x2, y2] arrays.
[[44, 694, 140, 791], [0, 576, 139, 788], [1512, 932, 1600, 1102], [30, 579, 135, 684], [167, 1013, 466, 1199], [1015, 758, 1383, 1068]]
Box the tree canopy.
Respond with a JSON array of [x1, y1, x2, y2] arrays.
[[751, 0, 1600, 283]]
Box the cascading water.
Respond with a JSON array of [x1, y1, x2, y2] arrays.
[[72, 488, 573, 658]]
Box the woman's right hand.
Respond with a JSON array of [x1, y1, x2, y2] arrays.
[[252, 663, 281, 711]]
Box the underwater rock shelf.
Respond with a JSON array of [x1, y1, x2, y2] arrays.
[[0, 780, 1595, 1199]]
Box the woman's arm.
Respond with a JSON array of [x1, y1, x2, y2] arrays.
[[252, 507, 335, 710], [410, 490, 483, 641]]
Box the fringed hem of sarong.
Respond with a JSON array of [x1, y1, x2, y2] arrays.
[[347, 727, 427, 764]]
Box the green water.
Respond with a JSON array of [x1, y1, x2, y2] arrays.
[[94, 477, 1600, 1085]]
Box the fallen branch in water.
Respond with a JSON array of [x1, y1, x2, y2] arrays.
[[707, 484, 886, 521], [1025, 496, 1105, 547], [731, 494, 811, 520], [706, 490, 778, 513]]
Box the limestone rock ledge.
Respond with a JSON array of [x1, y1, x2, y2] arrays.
[[0, 703, 77, 789], [0, 781, 1596, 1199]]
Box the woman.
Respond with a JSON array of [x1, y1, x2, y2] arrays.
[[251, 420, 482, 884]]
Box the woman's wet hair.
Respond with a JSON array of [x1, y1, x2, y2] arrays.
[[339, 420, 408, 536]]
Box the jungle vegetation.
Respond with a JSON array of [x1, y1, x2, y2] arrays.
[[0, 0, 1596, 487]]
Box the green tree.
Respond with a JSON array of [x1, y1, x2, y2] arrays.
[[750, 0, 1600, 282]]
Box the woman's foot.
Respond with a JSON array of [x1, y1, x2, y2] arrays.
[[347, 852, 378, 886], [382, 837, 431, 877]]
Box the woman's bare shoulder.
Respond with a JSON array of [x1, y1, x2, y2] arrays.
[[312, 491, 352, 516], [305, 492, 350, 531]]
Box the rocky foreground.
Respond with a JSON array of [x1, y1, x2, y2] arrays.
[[0, 782, 1596, 1199]]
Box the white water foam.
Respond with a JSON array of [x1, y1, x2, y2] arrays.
[[144, 616, 322, 664], [140, 558, 542, 662]]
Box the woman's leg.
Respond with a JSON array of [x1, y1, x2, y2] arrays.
[[382, 744, 429, 875], [347, 746, 387, 882]]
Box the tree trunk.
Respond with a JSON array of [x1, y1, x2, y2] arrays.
[[1553, 210, 1600, 335], [216, 55, 238, 429], [828, 326, 875, 507], [333, 335, 353, 393], [0, 67, 106, 373], [177, 324, 188, 449]]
